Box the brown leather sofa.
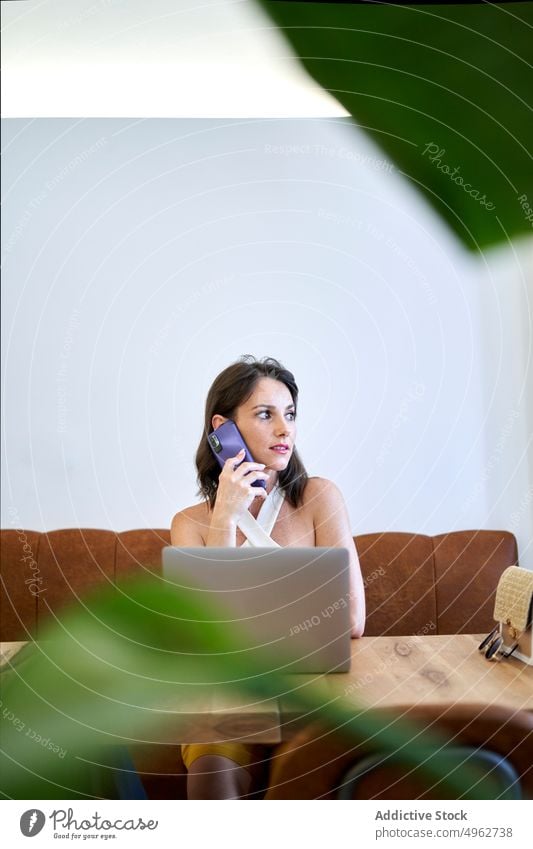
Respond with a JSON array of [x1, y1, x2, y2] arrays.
[[0, 526, 518, 799]]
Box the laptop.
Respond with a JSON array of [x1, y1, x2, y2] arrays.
[[162, 547, 351, 674]]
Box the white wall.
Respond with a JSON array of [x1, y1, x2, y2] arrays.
[[475, 241, 533, 561], [2, 117, 532, 555], [1, 0, 348, 119]]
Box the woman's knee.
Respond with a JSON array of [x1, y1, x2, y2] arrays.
[[186, 754, 252, 799]]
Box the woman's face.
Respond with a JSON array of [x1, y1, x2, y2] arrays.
[[213, 377, 297, 471]]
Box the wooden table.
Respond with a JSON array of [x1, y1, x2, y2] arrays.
[[2, 635, 532, 743]]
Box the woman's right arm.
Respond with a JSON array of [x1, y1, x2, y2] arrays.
[[170, 509, 238, 548], [204, 511, 238, 547], [171, 448, 269, 548]]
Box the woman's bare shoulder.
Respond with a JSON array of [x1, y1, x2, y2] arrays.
[[303, 476, 339, 499], [302, 477, 344, 514], [170, 501, 211, 544]]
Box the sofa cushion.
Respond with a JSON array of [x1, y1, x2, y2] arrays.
[[36, 529, 117, 636], [433, 530, 518, 634], [115, 529, 170, 585], [356, 532, 437, 636], [0, 529, 41, 640], [0, 527, 519, 641]]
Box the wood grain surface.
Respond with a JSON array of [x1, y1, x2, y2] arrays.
[[3, 635, 532, 743], [281, 634, 533, 718]]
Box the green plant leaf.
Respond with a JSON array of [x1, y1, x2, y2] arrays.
[[257, 1, 533, 251], [1, 576, 498, 799]]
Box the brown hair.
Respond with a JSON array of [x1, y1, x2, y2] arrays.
[[196, 355, 309, 509]]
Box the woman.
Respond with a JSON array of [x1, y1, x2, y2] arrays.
[[170, 355, 365, 799]]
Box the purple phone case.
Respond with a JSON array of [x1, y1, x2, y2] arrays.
[[207, 420, 266, 488]]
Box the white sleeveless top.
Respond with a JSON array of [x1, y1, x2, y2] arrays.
[[237, 486, 284, 548]]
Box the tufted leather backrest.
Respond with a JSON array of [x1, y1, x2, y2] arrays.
[[356, 530, 518, 637], [0, 528, 170, 640], [0, 528, 517, 640]]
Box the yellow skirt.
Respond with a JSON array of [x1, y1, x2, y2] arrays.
[[181, 743, 271, 770]]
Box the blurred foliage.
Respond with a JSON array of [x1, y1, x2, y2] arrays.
[[1, 576, 501, 799], [258, 1, 533, 251]]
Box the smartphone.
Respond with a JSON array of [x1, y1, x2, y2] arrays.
[[207, 420, 266, 488]]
